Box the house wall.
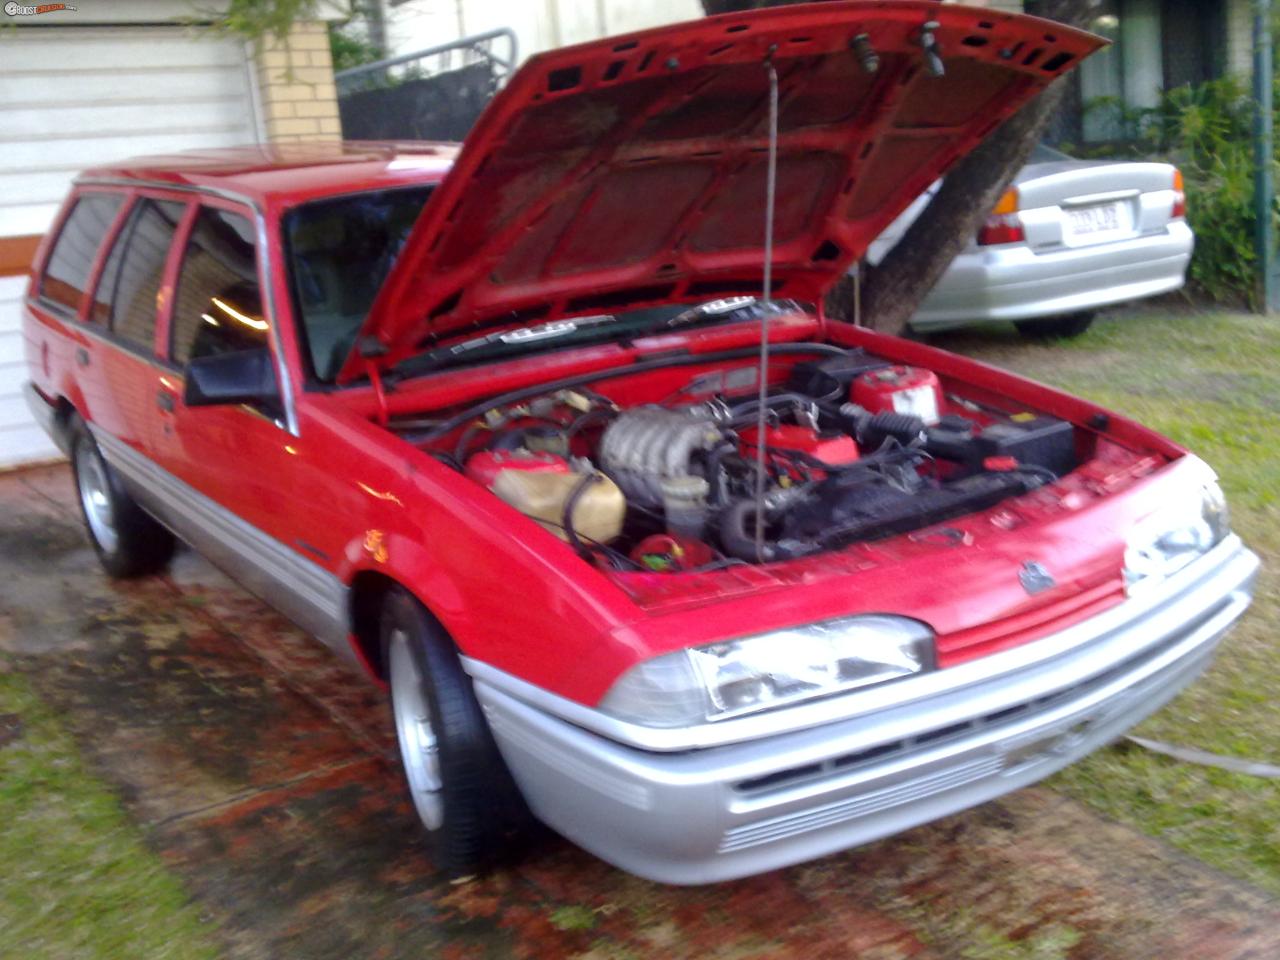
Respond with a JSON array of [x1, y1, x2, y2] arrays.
[[1225, 0, 1254, 77], [0, 1, 343, 468], [381, 0, 736, 64], [379, 0, 1037, 67]]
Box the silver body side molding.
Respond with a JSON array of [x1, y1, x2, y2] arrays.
[[92, 428, 353, 661]]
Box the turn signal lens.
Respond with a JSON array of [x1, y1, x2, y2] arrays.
[[992, 187, 1020, 215], [979, 188, 1024, 245], [1172, 168, 1187, 219]]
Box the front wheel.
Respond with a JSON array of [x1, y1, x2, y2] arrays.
[[383, 587, 527, 876], [1014, 311, 1096, 341], [71, 419, 175, 578]]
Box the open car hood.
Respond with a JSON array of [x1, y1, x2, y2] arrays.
[[338, 1, 1101, 381]]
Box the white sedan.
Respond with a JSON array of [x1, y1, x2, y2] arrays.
[[869, 145, 1193, 339]]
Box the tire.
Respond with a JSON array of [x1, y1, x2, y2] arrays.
[[382, 586, 528, 876], [70, 418, 176, 578], [1014, 311, 1096, 341]]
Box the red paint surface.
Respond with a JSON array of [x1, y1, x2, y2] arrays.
[[337, 4, 1103, 378], [21, 4, 1194, 711]]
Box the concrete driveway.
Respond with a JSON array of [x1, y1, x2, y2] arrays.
[[2, 463, 1278, 960]]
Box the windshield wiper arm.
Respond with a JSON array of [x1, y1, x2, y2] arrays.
[[391, 314, 618, 378]]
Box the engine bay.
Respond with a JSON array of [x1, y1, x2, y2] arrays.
[[399, 323, 1090, 576]]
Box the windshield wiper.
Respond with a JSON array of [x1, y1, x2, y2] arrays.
[[663, 296, 758, 328], [391, 314, 617, 378]]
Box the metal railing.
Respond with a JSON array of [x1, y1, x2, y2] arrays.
[[335, 26, 519, 94]]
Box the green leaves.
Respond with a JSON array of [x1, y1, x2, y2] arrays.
[[1083, 75, 1272, 309], [213, 0, 321, 45]]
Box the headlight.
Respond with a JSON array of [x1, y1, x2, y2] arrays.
[[1124, 479, 1231, 593], [598, 616, 935, 727]]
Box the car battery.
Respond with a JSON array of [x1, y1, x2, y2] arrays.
[[974, 415, 1076, 476]]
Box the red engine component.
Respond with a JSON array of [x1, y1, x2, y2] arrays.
[[852, 365, 943, 425], [738, 424, 860, 466], [465, 449, 571, 487], [629, 533, 715, 572]]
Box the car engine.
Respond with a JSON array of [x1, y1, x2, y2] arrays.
[[434, 347, 1078, 573]]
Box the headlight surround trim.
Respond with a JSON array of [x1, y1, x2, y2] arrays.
[[598, 615, 936, 728], [1124, 478, 1231, 594]]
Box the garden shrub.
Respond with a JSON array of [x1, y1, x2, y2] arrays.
[[1075, 76, 1275, 309]]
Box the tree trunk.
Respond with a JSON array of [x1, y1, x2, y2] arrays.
[[835, 77, 1070, 331], [698, 0, 1097, 333]]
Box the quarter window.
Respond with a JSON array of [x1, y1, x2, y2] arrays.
[[39, 192, 125, 313], [92, 199, 186, 350], [171, 207, 267, 367]]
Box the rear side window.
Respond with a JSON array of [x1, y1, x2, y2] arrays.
[[39, 192, 125, 313], [92, 199, 186, 351], [171, 207, 267, 367]]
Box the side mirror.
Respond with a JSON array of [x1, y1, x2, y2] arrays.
[[184, 348, 280, 408]]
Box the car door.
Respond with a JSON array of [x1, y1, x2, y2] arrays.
[[151, 198, 349, 652], [85, 195, 190, 459], [27, 190, 133, 441]]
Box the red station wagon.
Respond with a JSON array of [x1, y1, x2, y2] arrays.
[[23, 3, 1259, 884]]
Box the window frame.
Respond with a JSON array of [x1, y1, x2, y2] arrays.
[[167, 201, 270, 371], [36, 188, 132, 322], [88, 194, 194, 362], [34, 177, 299, 438], [164, 196, 295, 431], [279, 183, 437, 389]]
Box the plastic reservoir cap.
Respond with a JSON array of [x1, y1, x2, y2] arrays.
[[983, 455, 1021, 472]]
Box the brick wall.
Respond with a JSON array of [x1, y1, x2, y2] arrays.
[[254, 22, 342, 143]]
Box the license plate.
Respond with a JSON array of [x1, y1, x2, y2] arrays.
[[1064, 201, 1125, 242]]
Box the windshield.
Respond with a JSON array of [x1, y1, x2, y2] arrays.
[[285, 189, 790, 385], [284, 185, 434, 382]]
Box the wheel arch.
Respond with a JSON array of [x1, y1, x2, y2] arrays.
[[348, 569, 461, 683], [39, 391, 81, 457]]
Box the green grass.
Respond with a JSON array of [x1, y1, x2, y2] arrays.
[[0, 666, 221, 960], [0, 307, 1274, 958], [930, 307, 1280, 895]]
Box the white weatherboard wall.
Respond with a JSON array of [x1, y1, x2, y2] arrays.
[[0, 276, 45, 468], [0, 23, 262, 469]]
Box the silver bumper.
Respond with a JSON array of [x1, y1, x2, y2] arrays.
[[472, 537, 1258, 885], [911, 222, 1194, 328]]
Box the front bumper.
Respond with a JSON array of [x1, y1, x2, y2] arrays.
[[471, 536, 1258, 885], [911, 222, 1194, 328]]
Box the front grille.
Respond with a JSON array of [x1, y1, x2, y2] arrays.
[[720, 756, 1005, 853]]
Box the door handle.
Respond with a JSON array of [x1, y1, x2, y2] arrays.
[[156, 389, 176, 413], [75, 348, 90, 367]]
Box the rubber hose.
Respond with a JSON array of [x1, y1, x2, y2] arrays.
[[719, 498, 778, 563]]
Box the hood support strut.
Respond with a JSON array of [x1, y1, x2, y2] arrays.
[[753, 51, 780, 561]]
